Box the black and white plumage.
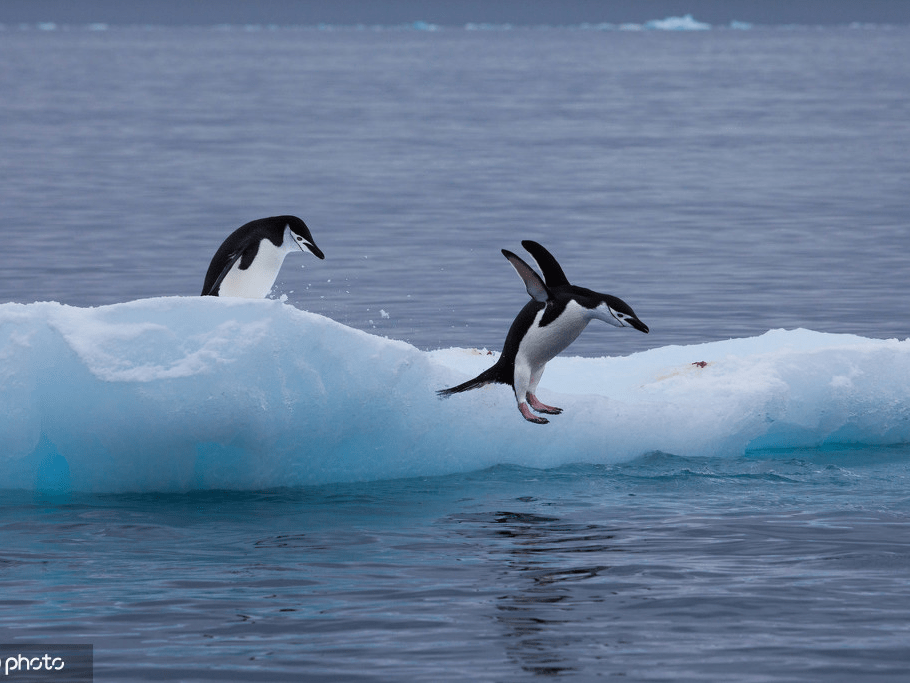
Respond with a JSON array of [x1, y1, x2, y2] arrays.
[[438, 241, 648, 424], [201, 215, 324, 298]]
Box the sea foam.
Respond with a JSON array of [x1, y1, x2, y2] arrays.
[[1, 298, 907, 493]]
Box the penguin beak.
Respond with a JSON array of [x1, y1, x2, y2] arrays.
[[293, 237, 325, 260], [604, 303, 649, 333], [304, 242, 325, 260], [629, 317, 649, 334]]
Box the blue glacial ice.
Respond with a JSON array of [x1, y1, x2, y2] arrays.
[[1, 297, 908, 493]]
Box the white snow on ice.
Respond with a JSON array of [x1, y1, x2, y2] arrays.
[[1, 298, 907, 492]]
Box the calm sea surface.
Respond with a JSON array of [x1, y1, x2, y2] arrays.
[[1, 25, 909, 681], [1, 26, 909, 354]]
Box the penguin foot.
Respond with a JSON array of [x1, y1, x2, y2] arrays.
[[527, 393, 562, 415], [519, 402, 549, 424]]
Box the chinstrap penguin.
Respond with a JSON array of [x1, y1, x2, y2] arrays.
[[201, 215, 324, 298], [438, 241, 648, 424]]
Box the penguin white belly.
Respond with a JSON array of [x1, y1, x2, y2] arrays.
[[512, 301, 591, 402], [516, 301, 591, 372], [218, 239, 290, 299]]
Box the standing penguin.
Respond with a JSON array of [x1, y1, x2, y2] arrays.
[[438, 241, 648, 424], [201, 215, 324, 298]]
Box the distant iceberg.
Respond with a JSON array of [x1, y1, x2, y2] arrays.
[[410, 20, 440, 32], [1, 298, 908, 493], [644, 14, 711, 31], [465, 23, 515, 31]]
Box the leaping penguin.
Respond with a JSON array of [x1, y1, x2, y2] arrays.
[[437, 241, 649, 424], [201, 215, 324, 298]]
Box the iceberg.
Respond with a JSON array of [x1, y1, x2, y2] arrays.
[[1, 298, 908, 493], [644, 15, 711, 31]]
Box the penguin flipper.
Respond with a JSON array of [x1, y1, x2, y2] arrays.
[[521, 240, 570, 288], [501, 250, 549, 303], [201, 249, 243, 296], [201, 238, 265, 296]]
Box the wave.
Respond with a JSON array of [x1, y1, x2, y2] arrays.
[[1, 298, 908, 493]]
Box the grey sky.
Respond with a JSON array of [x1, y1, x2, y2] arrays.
[[2, 1, 909, 26]]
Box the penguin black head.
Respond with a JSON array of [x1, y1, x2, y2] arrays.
[[277, 216, 325, 260], [509, 242, 649, 334], [589, 292, 649, 334]]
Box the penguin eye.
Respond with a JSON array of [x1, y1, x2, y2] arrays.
[[608, 307, 627, 323]]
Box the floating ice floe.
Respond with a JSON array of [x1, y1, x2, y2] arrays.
[[1, 298, 907, 492]]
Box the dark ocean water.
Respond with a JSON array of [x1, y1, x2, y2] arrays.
[[3, 454, 910, 681], [1, 24, 909, 681]]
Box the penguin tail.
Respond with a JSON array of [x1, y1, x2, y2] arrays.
[[437, 364, 508, 399]]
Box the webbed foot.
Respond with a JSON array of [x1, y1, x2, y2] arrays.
[[519, 402, 549, 424], [527, 393, 562, 415]]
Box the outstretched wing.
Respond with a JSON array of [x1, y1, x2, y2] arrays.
[[521, 240, 570, 288], [502, 249, 550, 303]]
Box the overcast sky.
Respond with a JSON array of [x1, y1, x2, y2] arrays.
[[2, 1, 909, 26]]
